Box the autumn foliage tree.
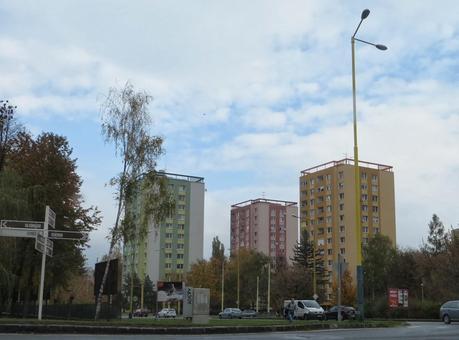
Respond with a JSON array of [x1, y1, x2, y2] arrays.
[[0, 131, 100, 315]]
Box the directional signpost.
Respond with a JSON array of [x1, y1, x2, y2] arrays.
[[35, 232, 53, 257], [0, 205, 88, 320]]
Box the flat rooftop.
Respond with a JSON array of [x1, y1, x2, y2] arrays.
[[301, 158, 393, 176], [156, 171, 204, 183], [231, 198, 297, 208]]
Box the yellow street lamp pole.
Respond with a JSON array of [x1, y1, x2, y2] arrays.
[[237, 250, 240, 309], [351, 8, 387, 320]]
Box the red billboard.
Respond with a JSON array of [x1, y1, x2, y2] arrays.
[[388, 288, 398, 308]]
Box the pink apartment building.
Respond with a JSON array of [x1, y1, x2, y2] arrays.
[[230, 198, 298, 264]]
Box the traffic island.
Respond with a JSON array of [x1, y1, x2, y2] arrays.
[[0, 320, 405, 334]]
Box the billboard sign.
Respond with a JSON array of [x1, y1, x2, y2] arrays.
[[157, 281, 184, 302], [388, 288, 398, 308], [388, 288, 408, 308]]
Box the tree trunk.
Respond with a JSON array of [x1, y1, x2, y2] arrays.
[[95, 163, 126, 320]]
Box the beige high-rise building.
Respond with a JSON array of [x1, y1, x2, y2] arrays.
[[299, 158, 396, 301], [230, 198, 298, 264]]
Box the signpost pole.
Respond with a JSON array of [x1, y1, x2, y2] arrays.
[[37, 206, 50, 320]]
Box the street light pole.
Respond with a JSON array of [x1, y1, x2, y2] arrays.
[[221, 259, 225, 312], [351, 8, 387, 321]]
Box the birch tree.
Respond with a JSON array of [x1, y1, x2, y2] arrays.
[[95, 82, 174, 319]]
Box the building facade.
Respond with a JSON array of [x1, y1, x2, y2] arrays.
[[230, 198, 298, 264], [123, 172, 205, 286], [299, 158, 396, 300]]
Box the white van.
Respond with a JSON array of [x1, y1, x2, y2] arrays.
[[283, 299, 325, 320]]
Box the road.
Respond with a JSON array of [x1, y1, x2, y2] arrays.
[[1, 322, 458, 339]]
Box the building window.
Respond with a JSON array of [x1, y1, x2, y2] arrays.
[[372, 206, 379, 213], [165, 263, 172, 269], [165, 243, 172, 249], [177, 253, 184, 259], [361, 172, 367, 180], [362, 205, 368, 212], [326, 216, 332, 225], [328, 260, 332, 266], [374, 227, 380, 233], [177, 264, 184, 269], [338, 171, 344, 180], [339, 215, 344, 222], [372, 185, 378, 193], [178, 234, 184, 239], [339, 203, 344, 211], [362, 194, 368, 201], [362, 216, 368, 223], [165, 233, 173, 239], [373, 216, 379, 224], [327, 227, 332, 233], [372, 195, 378, 202], [310, 199, 315, 207], [165, 253, 172, 258], [338, 183, 344, 190], [178, 194, 186, 201], [339, 193, 344, 200], [340, 237, 345, 243], [318, 196, 324, 203], [340, 226, 345, 233], [363, 237, 369, 244], [326, 205, 332, 213], [362, 226, 369, 233], [327, 238, 332, 244], [327, 249, 333, 255], [177, 243, 184, 249], [340, 248, 345, 255], [361, 184, 368, 191]]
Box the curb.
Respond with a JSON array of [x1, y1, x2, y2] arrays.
[[0, 321, 399, 335]]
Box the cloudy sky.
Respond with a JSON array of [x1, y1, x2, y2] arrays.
[[1, 0, 458, 266]]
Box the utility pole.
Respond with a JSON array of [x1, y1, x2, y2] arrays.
[[267, 262, 271, 313], [221, 260, 225, 312], [256, 276, 259, 313], [37, 207, 50, 320]]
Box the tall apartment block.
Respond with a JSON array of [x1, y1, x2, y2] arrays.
[[123, 172, 205, 285], [299, 159, 396, 300], [230, 198, 298, 264]]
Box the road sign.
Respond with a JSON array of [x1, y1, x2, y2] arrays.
[[0, 220, 44, 229], [48, 230, 88, 241], [0, 227, 39, 238], [35, 233, 53, 257], [46, 206, 56, 229]]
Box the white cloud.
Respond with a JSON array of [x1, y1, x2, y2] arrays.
[[1, 0, 459, 265]]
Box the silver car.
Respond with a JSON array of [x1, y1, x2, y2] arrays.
[[440, 300, 459, 324]]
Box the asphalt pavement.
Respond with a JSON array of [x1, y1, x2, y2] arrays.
[[0, 322, 458, 339]]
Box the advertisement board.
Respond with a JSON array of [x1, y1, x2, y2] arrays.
[[157, 281, 184, 302], [388, 288, 398, 308], [388, 288, 408, 308]]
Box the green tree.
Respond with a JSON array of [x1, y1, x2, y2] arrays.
[[0, 100, 21, 172], [95, 83, 174, 319], [291, 228, 327, 300], [363, 234, 396, 301], [0, 131, 100, 315], [423, 214, 448, 255], [211, 236, 225, 261]]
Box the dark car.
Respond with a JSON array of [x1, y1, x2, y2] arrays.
[[241, 309, 257, 318], [219, 308, 242, 319], [133, 308, 149, 317], [440, 300, 459, 324], [324, 305, 356, 320]]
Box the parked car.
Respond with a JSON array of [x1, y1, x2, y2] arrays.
[[219, 308, 242, 319], [283, 299, 325, 320], [241, 309, 257, 318], [133, 308, 149, 317], [324, 305, 356, 320], [440, 300, 459, 324], [157, 308, 177, 318]]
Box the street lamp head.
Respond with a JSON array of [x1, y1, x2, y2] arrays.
[[361, 9, 370, 20], [376, 44, 388, 51]]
